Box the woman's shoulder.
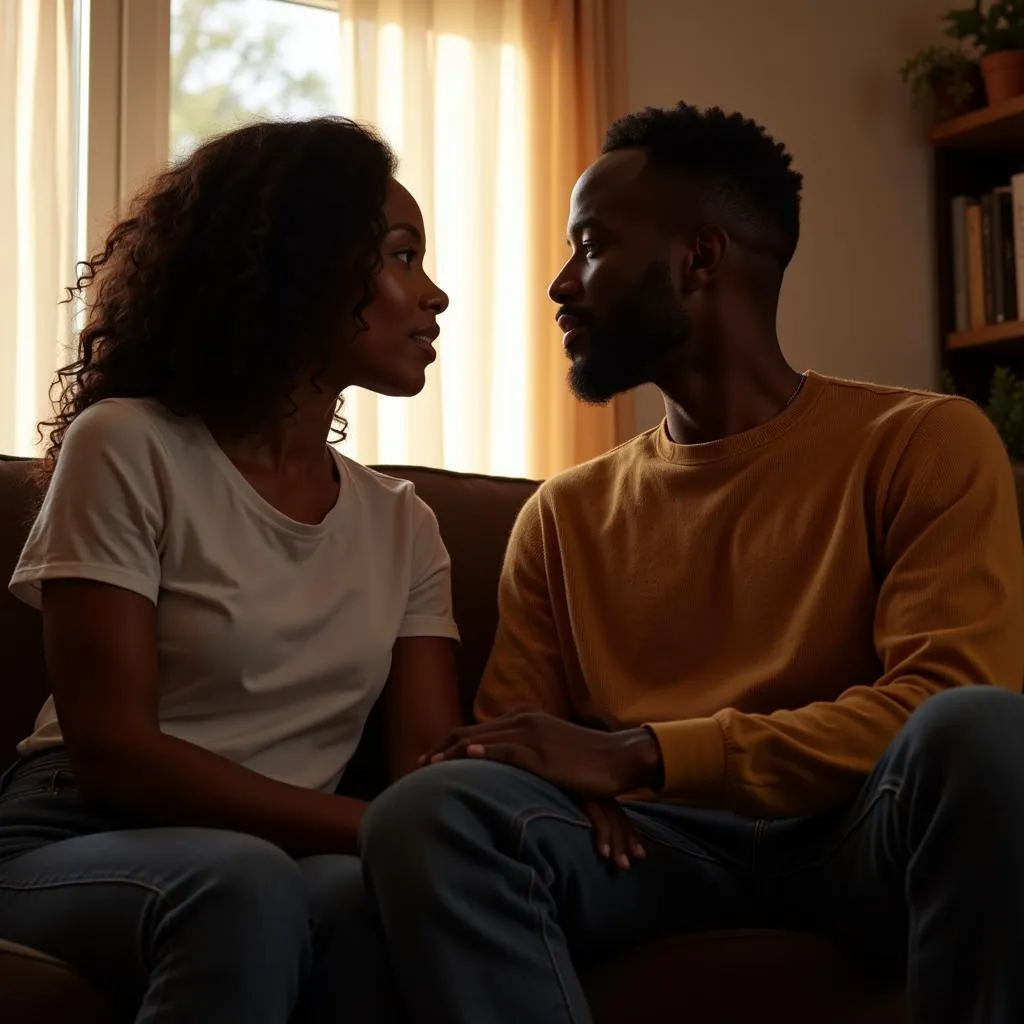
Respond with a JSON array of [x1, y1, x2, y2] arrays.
[[331, 452, 437, 525], [64, 398, 195, 456], [333, 450, 414, 500]]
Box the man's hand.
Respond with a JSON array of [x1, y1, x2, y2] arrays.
[[419, 711, 663, 799], [581, 799, 646, 870]]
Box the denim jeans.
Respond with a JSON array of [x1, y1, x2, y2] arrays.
[[0, 748, 396, 1024], [360, 686, 1024, 1024]]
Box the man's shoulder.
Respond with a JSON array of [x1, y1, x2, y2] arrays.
[[813, 373, 960, 431], [806, 373, 992, 461]]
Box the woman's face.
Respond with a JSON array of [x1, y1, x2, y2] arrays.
[[341, 179, 449, 398]]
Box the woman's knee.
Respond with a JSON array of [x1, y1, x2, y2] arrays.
[[158, 828, 309, 933]]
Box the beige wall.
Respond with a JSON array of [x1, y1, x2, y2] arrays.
[[626, 0, 949, 432]]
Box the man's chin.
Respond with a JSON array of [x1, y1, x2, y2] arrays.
[[567, 357, 639, 405]]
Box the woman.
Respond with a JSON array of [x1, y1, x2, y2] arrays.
[[0, 118, 460, 1022]]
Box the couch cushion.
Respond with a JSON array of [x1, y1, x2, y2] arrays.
[[582, 930, 905, 1023], [372, 465, 538, 708], [340, 465, 538, 798], [0, 938, 119, 1024], [0, 458, 47, 769], [0, 928, 903, 1024]]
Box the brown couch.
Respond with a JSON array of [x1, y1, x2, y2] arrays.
[[0, 455, 907, 1023]]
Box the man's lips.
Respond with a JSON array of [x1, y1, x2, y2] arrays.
[[557, 314, 589, 352]]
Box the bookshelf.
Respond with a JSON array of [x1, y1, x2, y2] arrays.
[[932, 95, 1024, 404]]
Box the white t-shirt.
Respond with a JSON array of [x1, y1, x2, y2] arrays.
[[9, 398, 460, 791]]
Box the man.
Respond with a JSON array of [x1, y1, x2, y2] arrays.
[[360, 103, 1024, 1023]]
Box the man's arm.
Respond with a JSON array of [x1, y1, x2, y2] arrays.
[[447, 399, 1023, 819], [475, 494, 574, 722], [648, 398, 1024, 817]]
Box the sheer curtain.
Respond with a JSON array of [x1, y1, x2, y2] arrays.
[[337, 0, 627, 479], [0, 0, 76, 457]]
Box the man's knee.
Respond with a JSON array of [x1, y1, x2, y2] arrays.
[[903, 685, 1024, 784], [361, 760, 545, 875]]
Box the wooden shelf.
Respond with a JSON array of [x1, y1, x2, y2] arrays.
[[947, 320, 1024, 350], [929, 95, 1024, 149]]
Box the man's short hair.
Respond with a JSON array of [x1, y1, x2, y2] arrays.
[[603, 103, 803, 271]]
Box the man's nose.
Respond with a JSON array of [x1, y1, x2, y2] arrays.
[[548, 263, 581, 305]]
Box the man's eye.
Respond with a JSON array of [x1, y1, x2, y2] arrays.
[[580, 241, 600, 258]]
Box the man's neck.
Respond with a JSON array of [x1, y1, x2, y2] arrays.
[[657, 347, 802, 446]]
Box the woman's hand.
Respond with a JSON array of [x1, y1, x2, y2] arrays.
[[580, 799, 645, 870], [421, 710, 663, 799]]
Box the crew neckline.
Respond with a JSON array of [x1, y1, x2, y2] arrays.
[[196, 420, 347, 538], [653, 370, 826, 466]]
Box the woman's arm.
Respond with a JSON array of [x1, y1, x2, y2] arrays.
[[44, 578, 365, 855], [384, 635, 462, 781]]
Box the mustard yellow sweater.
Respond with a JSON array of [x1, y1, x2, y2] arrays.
[[476, 372, 1024, 817]]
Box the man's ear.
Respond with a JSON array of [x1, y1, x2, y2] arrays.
[[669, 224, 729, 295], [689, 224, 729, 285]]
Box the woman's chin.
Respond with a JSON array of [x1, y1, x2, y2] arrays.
[[368, 373, 427, 399]]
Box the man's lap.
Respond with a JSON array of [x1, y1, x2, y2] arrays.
[[365, 686, 1020, 962]]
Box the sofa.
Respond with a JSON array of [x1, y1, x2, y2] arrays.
[[0, 454, 910, 1023]]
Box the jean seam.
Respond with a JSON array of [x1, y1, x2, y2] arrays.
[[0, 875, 171, 902], [524, 865, 579, 1024], [768, 777, 906, 878], [627, 820, 719, 863], [514, 811, 585, 1024]]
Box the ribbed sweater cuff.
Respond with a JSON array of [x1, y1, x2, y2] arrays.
[[646, 717, 726, 801]]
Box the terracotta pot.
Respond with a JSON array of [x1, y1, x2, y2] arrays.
[[981, 50, 1024, 105], [931, 64, 985, 119]]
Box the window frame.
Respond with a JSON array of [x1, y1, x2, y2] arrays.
[[84, 0, 336, 249]]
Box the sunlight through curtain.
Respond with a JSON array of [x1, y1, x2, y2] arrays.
[[0, 0, 76, 457], [338, 0, 628, 479]]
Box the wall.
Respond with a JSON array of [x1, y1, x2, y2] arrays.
[[626, 0, 950, 432]]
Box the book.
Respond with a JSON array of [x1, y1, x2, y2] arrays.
[[951, 195, 970, 333], [965, 201, 986, 330], [997, 187, 1018, 323], [982, 192, 997, 324], [1011, 172, 1024, 321]]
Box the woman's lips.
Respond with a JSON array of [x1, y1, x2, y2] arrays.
[[410, 332, 438, 362]]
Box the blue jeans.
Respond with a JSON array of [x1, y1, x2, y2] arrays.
[[0, 749, 395, 1024], [360, 686, 1024, 1023]]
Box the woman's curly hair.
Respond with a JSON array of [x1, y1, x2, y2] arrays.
[[42, 116, 397, 473]]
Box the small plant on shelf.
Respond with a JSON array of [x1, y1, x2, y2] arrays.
[[942, 365, 1024, 460], [899, 45, 981, 118], [945, 0, 1024, 104], [985, 365, 1024, 460]]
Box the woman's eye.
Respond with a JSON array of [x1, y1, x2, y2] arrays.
[[394, 249, 417, 266]]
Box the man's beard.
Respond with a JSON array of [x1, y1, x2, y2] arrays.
[[566, 261, 690, 405]]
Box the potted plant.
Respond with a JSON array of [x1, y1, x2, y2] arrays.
[[900, 45, 983, 119], [945, 0, 1024, 105], [984, 365, 1024, 457], [942, 367, 1024, 513]]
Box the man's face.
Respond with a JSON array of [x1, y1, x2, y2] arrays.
[[549, 149, 691, 404]]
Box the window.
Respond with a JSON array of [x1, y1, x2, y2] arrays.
[[166, 0, 533, 475], [170, 0, 340, 159], [28, 0, 625, 473]]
